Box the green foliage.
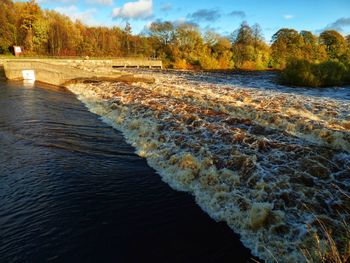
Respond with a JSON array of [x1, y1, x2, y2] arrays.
[[0, 0, 16, 53], [231, 21, 269, 69], [316, 61, 347, 86], [279, 60, 319, 86], [279, 59, 349, 87], [198, 47, 220, 69], [270, 28, 304, 68], [341, 62, 350, 83], [319, 30, 347, 60], [148, 21, 174, 46]]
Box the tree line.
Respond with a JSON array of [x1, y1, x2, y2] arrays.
[[1, 0, 350, 71]]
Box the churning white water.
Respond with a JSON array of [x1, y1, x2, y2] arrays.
[[67, 70, 350, 262]]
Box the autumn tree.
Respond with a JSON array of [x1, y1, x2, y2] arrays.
[[46, 10, 82, 56], [231, 22, 268, 69], [202, 32, 233, 69], [270, 28, 304, 68], [319, 30, 347, 61], [299, 30, 327, 63], [346, 35, 350, 48], [15, 0, 42, 53], [0, 0, 16, 53]]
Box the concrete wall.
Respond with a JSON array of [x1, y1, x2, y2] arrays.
[[3, 59, 155, 86], [4, 60, 93, 86], [0, 59, 7, 66], [1, 58, 162, 68]]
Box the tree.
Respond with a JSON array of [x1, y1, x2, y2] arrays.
[[202, 32, 233, 69], [270, 28, 303, 68], [123, 22, 132, 55], [231, 22, 253, 68], [231, 22, 268, 69], [147, 21, 175, 60], [15, 0, 42, 52], [232, 21, 253, 45], [0, 0, 16, 53], [300, 30, 327, 62], [175, 23, 203, 55], [32, 17, 49, 53], [319, 30, 347, 60], [251, 23, 264, 51], [149, 21, 174, 46]]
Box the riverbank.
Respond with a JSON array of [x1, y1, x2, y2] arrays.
[[66, 70, 350, 262]]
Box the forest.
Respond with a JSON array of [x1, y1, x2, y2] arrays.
[[1, 0, 350, 76]]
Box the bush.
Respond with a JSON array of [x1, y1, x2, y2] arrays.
[[279, 59, 350, 87], [199, 54, 220, 70], [343, 63, 350, 83], [173, 59, 189, 69], [317, 61, 347, 86], [279, 59, 320, 86]]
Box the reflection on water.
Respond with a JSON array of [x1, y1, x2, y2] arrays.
[[0, 81, 255, 263], [67, 70, 350, 262]]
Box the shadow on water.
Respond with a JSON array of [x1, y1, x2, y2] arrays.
[[0, 81, 259, 263]]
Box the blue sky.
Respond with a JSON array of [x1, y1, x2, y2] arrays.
[[33, 0, 350, 41]]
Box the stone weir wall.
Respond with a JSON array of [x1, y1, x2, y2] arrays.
[[2, 58, 162, 69], [3, 59, 157, 86], [4, 60, 100, 86]]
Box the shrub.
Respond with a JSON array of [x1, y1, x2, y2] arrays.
[[279, 59, 320, 86], [198, 54, 220, 70], [317, 61, 347, 86], [343, 63, 350, 83], [173, 59, 189, 69]]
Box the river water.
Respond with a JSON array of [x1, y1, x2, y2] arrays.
[[1, 70, 350, 263], [0, 81, 255, 262], [67, 70, 350, 262]]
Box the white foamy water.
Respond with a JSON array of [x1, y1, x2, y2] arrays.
[[67, 71, 350, 262]]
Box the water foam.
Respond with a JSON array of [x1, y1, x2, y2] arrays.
[[67, 71, 350, 262]]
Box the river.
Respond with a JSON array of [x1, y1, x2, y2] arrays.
[[1, 70, 349, 263], [67, 70, 350, 262], [0, 81, 255, 262]]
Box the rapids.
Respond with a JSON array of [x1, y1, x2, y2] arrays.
[[67, 70, 350, 262]]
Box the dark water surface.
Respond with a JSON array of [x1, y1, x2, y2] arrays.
[[0, 81, 255, 263]]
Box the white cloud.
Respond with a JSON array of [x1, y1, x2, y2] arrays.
[[54, 5, 98, 25], [87, 0, 113, 6], [112, 0, 153, 20], [175, 17, 187, 25], [283, 14, 294, 20], [160, 3, 172, 12]]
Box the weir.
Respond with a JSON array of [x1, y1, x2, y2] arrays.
[[2, 58, 159, 86]]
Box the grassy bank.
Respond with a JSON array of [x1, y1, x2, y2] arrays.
[[279, 59, 350, 87]]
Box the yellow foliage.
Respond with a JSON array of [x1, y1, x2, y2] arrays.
[[173, 59, 189, 69]]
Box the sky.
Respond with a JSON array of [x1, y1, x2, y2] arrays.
[[32, 0, 350, 42]]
